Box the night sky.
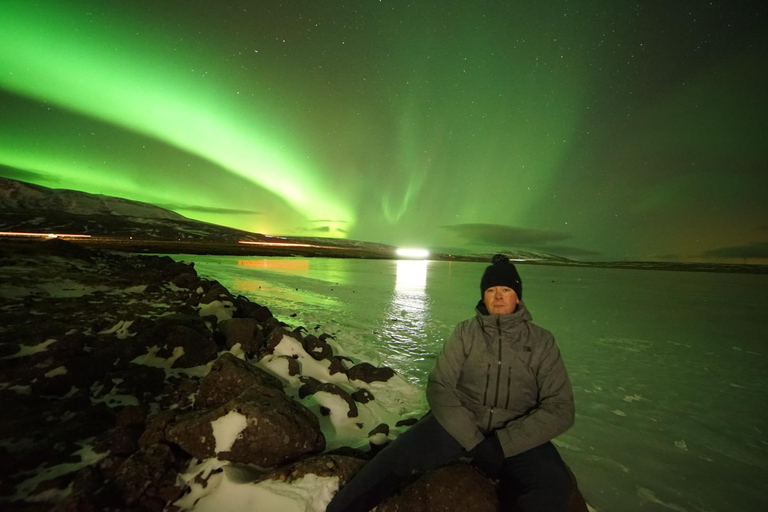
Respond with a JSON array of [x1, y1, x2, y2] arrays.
[[1, 1, 766, 262]]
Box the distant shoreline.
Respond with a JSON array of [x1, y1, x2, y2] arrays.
[[4, 237, 766, 276]]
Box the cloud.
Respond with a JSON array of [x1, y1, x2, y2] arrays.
[[440, 223, 572, 246], [701, 241, 768, 259], [300, 225, 348, 234], [539, 245, 603, 258], [310, 219, 350, 224], [158, 204, 262, 215]]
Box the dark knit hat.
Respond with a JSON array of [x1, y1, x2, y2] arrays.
[[480, 254, 523, 299]]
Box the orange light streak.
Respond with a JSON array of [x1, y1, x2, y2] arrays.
[[0, 231, 92, 238]]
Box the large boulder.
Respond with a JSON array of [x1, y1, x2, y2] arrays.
[[378, 463, 499, 512], [195, 352, 283, 408], [166, 386, 325, 467]]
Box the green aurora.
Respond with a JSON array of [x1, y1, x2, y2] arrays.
[[1, 0, 766, 261]]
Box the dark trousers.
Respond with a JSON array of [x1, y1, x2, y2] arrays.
[[325, 414, 572, 512]]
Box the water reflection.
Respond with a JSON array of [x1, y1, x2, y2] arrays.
[[380, 260, 432, 378], [394, 260, 428, 295], [237, 258, 310, 274]]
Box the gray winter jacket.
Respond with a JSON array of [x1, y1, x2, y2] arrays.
[[426, 301, 574, 458]]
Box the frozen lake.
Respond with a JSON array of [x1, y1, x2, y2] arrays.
[[182, 255, 768, 512]]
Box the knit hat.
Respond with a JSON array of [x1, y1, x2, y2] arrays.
[[480, 254, 523, 299]]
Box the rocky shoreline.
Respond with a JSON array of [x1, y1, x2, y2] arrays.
[[0, 239, 588, 511]]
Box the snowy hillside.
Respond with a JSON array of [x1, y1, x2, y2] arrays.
[[0, 177, 187, 221]]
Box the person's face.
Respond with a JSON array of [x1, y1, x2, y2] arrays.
[[483, 286, 519, 315]]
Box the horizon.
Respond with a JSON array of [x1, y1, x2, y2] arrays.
[[1, 2, 766, 263]]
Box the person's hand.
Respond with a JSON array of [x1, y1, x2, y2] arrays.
[[470, 435, 505, 478]]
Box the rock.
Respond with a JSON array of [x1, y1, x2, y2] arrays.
[[346, 362, 396, 383], [351, 388, 375, 404], [95, 425, 142, 457], [263, 327, 294, 355], [301, 334, 333, 361], [161, 261, 197, 281], [196, 353, 283, 408], [298, 376, 359, 418], [276, 354, 301, 376], [139, 410, 178, 448], [113, 443, 185, 511], [328, 356, 350, 375], [115, 405, 147, 428], [261, 454, 367, 486], [171, 272, 199, 289], [199, 282, 234, 304], [232, 296, 274, 322], [166, 386, 325, 467], [158, 324, 218, 368], [368, 423, 389, 437], [395, 418, 419, 428], [378, 463, 499, 512], [112, 365, 167, 399], [218, 317, 265, 356]]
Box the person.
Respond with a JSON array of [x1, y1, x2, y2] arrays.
[[326, 254, 575, 512]]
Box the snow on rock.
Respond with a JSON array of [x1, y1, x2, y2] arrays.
[[174, 461, 339, 512], [12, 444, 107, 502], [211, 409, 249, 453], [2, 337, 57, 359], [131, 344, 186, 368], [98, 319, 136, 338], [44, 365, 68, 378], [199, 299, 235, 322]]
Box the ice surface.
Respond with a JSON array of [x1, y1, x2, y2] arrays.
[[184, 255, 768, 512]]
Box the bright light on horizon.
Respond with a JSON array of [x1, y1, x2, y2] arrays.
[[396, 248, 430, 259]]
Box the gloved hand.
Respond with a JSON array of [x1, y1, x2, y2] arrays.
[[470, 435, 505, 478]]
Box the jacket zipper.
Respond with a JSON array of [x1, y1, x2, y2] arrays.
[[487, 316, 503, 431], [505, 366, 512, 408], [482, 363, 491, 405]]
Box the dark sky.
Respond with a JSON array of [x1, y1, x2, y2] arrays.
[[1, 1, 766, 261]]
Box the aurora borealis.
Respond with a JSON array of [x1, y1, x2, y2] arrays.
[[1, 1, 766, 261]]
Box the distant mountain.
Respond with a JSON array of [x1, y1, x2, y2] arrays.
[[0, 177, 185, 220], [0, 177, 268, 243]]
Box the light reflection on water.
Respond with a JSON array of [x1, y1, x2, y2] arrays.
[[380, 260, 433, 376]]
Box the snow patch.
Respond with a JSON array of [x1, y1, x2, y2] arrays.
[[199, 300, 235, 322], [3, 338, 57, 359], [99, 319, 135, 338], [211, 410, 249, 453], [44, 366, 68, 378]]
